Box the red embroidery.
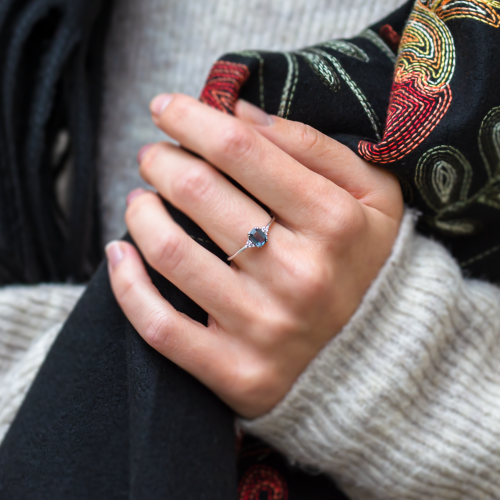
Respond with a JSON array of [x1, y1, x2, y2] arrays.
[[379, 24, 401, 52], [359, 0, 500, 165], [359, 1, 455, 164], [200, 61, 251, 114], [359, 73, 452, 163], [238, 465, 288, 500]]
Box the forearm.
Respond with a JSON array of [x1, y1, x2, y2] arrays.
[[242, 210, 500, 499]]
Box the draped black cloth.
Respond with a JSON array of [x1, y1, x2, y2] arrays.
[[0, 0, 110, 284], [1, 0, 499, 499]]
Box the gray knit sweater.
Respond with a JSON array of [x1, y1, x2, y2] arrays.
[[2, 1, 500, 498]]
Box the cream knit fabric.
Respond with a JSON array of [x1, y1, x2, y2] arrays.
[[242, 211, 500, 499]]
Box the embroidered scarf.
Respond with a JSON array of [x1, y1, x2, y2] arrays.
[[200, 1, 500, 495], [200, 0, 500, 281]]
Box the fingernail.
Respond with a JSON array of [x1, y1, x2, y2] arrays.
[[137, 144, 154, 163], [150, 93, 173, 116], [238, 99, 273, 126], [105, 241, 124, 270], [126, 188, 146, 206]]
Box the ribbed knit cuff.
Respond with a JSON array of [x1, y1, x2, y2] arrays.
[[240, 209, 500, 499]]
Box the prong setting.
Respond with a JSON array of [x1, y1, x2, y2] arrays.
[[227, 216, 275, 261]]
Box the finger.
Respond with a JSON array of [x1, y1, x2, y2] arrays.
[[105, 240, 231, 395], [125, 190, 250, 324], [149, 93, 345, 232], [235, 99, 403, 218], [138, 141, 272, 258]]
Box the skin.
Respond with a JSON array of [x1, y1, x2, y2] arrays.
[[106, 93, 404, 419]]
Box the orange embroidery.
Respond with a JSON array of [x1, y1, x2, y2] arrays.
[[359, 0, 500, 164]]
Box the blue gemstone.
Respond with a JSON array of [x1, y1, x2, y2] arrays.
[[248, 228, 267, 247]]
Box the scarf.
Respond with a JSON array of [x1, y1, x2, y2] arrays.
[[0, 0, 112, 284], [200, 0, 500, 281]]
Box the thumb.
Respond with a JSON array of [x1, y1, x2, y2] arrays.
[[234, 99, 402, 219]]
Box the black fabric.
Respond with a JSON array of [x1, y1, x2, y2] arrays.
[[0, 0, 111, 285], [0, 205, 349, 499], [0, 204, 239, 499]]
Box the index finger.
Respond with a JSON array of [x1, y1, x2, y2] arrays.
[[150, 93, 347, 233]]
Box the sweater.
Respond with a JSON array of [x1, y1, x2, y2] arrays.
[[242, 210, 500, 499]]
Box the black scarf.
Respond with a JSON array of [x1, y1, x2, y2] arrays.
[[2, 0, 498, 284], [0, 0, 112, 284]]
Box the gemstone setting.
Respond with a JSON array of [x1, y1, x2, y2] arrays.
[[227, 215, 275, 261], [248, 227, 268, 247]]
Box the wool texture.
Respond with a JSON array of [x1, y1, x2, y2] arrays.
[[242, 210, 500, 499]]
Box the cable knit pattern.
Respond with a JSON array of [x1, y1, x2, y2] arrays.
[[97, 0, 407, 242], [241, 210, 500, 499]]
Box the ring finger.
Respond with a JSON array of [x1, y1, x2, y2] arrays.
[[125, 190, 253, 325], [139, 141, 290, 265]]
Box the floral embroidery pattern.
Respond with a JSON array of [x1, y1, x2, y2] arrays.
[[359, 0, 500, 164], [415, 106, 500, 248], [238, 465, 288, 500], [296, 40, 383, 140], [200, 61, 250, 114], [198, 0, 500, 278]]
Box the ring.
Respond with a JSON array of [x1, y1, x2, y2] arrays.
[[227, 216, 275, 261]]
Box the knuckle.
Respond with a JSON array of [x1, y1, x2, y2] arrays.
[[113, 272, 138, 305], [296, 123, 325, 154], [167, 94, 192, 123], [319, 195, 366, 240], [147, 232, 186, 273], [250, 309, 297, 346], [138, 143, 163, 181], [332, 202, 367, 240], [217, 123, 254, 160], [171, 165, 214, 205], [285, 258, 329, 301], [125, 191, 156, 224], [300, 263, 329, 299], [142, 311, 175, 352]]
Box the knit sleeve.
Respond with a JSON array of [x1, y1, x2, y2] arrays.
[[240, 209, 500, 500]]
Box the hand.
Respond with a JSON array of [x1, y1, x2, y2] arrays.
[[106, 94, 403, 419]]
